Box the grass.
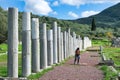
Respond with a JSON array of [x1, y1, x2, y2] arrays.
[[0, 54, 7, 62], [92, 39, 120, 79], [0, 43, 22, 54], [92, 39, 111, 46], [103, 47, 120, 73], [0, 66, 7, 77], [0, 43, 7, 53], [0, 54, 22, 77], [100, 65, 118, 80]]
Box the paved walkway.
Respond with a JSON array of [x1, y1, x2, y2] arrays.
[[39, 51, 104, 80]]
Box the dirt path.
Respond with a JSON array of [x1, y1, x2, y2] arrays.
[[39, 51, 104, 80]]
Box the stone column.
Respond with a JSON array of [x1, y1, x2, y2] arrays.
[[83, 37, 86, 49], [78, 36, 82, 51], [70, 35, 74, 55], [57, 27, 61, 62], [66, 32, 68, 58], [70, 35, 73, 56], [22, 12, 31, 77], [31, 18, 40, 72], [73, 32, 76, 52], [63, 31, 66, 59], [78, 35, 81, 50], [61, 32, 64, 61], [47, 30, 53, 66], [8, 7, 18, 78], [67, 28, 70, 57], [52, 22, 58, 63], [40, 23, 47, 69]]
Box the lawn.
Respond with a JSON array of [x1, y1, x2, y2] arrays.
[[92, 39, 120, 79], [0, 43, 22, 54]]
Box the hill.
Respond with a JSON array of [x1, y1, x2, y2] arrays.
[[0, 7, 90, 43], [73, 3, 120, 28]]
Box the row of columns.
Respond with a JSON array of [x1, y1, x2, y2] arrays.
[[7, 7, 92, 78]]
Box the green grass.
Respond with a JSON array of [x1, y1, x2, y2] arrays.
[[0, 66, 7, 77], [0, 54, 7, 62], [103, 47, 120, 65], [92, 39, 111, 46], [0, 43, 22, 54], [0, 54, 22, 77], [92, 39, 120, 79], [100, 65, 118, 80], [0, 43, 7, 53]]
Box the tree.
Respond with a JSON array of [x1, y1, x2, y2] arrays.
[[91, 18, 96, 31]]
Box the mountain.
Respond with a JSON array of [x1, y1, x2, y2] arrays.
[[73, 3, 120, 28]]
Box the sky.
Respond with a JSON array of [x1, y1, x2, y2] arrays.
[[0, 0, 120, 20]]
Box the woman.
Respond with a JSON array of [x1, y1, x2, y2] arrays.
[[74, 48, 80, 64]]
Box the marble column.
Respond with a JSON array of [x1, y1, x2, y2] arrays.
[[22, 12, 31, 77], [63, 31, 66, 59], [52, 22, 58, 63], [57, 27, 61, 62], [31, 18, 40, 72], [8, 7, 18, 78], [47, 30, 53, 66], [40, 23, 47, 69], [61, 32, 64, 61]]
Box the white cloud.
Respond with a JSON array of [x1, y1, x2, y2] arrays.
[[68, 11, 79, 18], [24, 0, 52, 15], [60, 0, 84, 7], [53, 1, 59, 6], [81, 11, 100, 17], [52, 11, 57, 15], [60, 0, 120, 7]]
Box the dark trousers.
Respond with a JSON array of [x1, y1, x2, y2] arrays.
[[74, 55, 80, 64]]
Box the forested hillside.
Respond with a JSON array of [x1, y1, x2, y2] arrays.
[[73, 3, 120, 28], [0, 7, 90, 43]]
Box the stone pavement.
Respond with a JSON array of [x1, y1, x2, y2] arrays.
[[39, 51, 104, 80]]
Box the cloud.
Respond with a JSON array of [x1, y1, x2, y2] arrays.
[[60, 0, 84, 7], [24, 0, 52, 15], [68, 11, 79, 18], [60, 0, 120, 7], [81, 11, 100, 17], [52, 11, 57, 15], [53, 1, 59, 6]]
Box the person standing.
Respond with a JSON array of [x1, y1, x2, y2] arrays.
[[74, 48, 80, 64]]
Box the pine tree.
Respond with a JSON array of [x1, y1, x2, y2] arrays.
[[91, 18, 96, 31]]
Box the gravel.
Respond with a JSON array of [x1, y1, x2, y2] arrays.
[[39, 51, 104, 80]]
